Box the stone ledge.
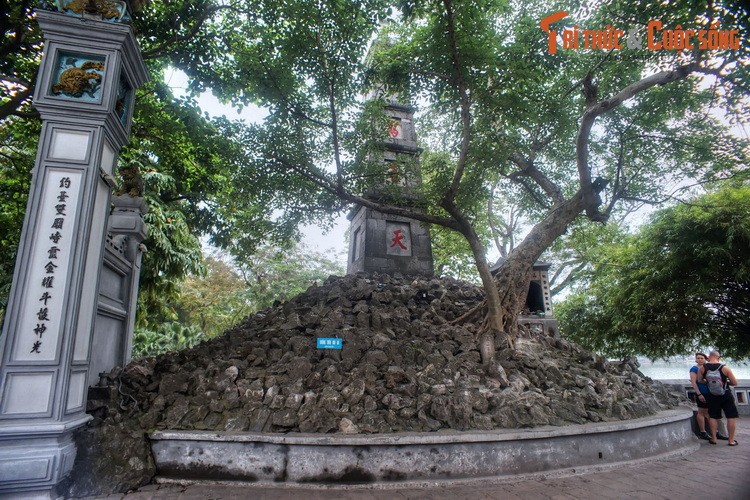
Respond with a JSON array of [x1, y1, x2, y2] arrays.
[[150, 409, 696, 485]]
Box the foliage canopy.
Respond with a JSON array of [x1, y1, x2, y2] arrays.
[[133, 247, 344, 356], [1, 0, 749, 360], [558, 185, 750, 359]]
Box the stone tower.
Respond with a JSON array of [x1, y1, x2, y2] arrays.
[[347, 96, 434, 276]]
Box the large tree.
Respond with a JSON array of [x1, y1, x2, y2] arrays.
[[182, 0, 748, 370], [3, 1, 749, 368], [557, 184, 750, 359]]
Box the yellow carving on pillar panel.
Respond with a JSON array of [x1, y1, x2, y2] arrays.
[[62, 0, 123, 20], [52, 61, 105, 98]]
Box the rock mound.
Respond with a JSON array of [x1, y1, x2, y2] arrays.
[[107, 273, 682, 434], [68, 273, 686, 496]]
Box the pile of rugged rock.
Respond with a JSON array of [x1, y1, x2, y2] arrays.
[[66, 273, 685, 495], [109, 273, 682, 433]]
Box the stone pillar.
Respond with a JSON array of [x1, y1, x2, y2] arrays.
[[0, 6, 147, 496], [347, 98, 434, 276], [107, 194, 148, 365]]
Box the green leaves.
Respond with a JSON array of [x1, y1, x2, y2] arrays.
[[131, 245, 345, 357], [2, 0, 749, 353], [176, 257, 253, 339], [136, 169, 206, 327], [0, 117, 38, 313], [558, 184, 750, 359], [132, 322, 205, 358], [233, 244, 345, 311]]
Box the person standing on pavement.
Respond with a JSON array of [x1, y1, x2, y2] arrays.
[[688, 353, 728, 439], [698, 350, 739, 446], [690, 352, 711, 440]]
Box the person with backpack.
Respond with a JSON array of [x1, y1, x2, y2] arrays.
[[690, 352, 730, 441], [698, 350, 739, 446]]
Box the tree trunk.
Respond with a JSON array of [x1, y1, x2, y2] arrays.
[[508, 190, 591, 276], [461, 226, 505, 369], [494, 191, 591, 332], [459, 190, 593, 363]]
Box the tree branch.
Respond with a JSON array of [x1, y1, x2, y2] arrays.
[[0, 85, 35, 121], [487, 190, 518, 258], [256, 57, 333, 129], [604, 131, 627, 215], [141, 4, 233, 59], [0, 0, 32, 62], [549, 260, 588, 296], [508, 152, 564, 205], [268, 151, 461, 231], [506, 175, 550, 209], [487, 185, 504, 257], [328, 72, 344, 192], [440, 0, 472, 209], [576, 63, 699, 219]]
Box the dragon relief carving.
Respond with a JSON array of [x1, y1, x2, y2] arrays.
[[61, 0, 123, 20], [51, 61, 105, 98]]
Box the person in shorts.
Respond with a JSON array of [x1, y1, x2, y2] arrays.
[[698, 350, 739, 446]]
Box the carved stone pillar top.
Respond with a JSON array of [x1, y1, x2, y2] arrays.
[[108, 194, 148, 262], [111, 194, 148, 215]]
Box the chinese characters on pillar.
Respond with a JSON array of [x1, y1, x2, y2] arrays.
[[13, 170, 80, 361], [31, 176, 73, 354]]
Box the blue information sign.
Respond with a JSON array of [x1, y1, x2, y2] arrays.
[[316, 337, 343, 349]]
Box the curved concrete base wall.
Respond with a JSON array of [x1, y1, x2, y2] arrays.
[[150, 409, 696, 485]]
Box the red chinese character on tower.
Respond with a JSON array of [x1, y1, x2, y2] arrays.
[[390, 229, 408, 250], [387, 119, 401, 139]]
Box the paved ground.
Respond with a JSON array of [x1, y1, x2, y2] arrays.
[[94, 418, 749, 500]]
